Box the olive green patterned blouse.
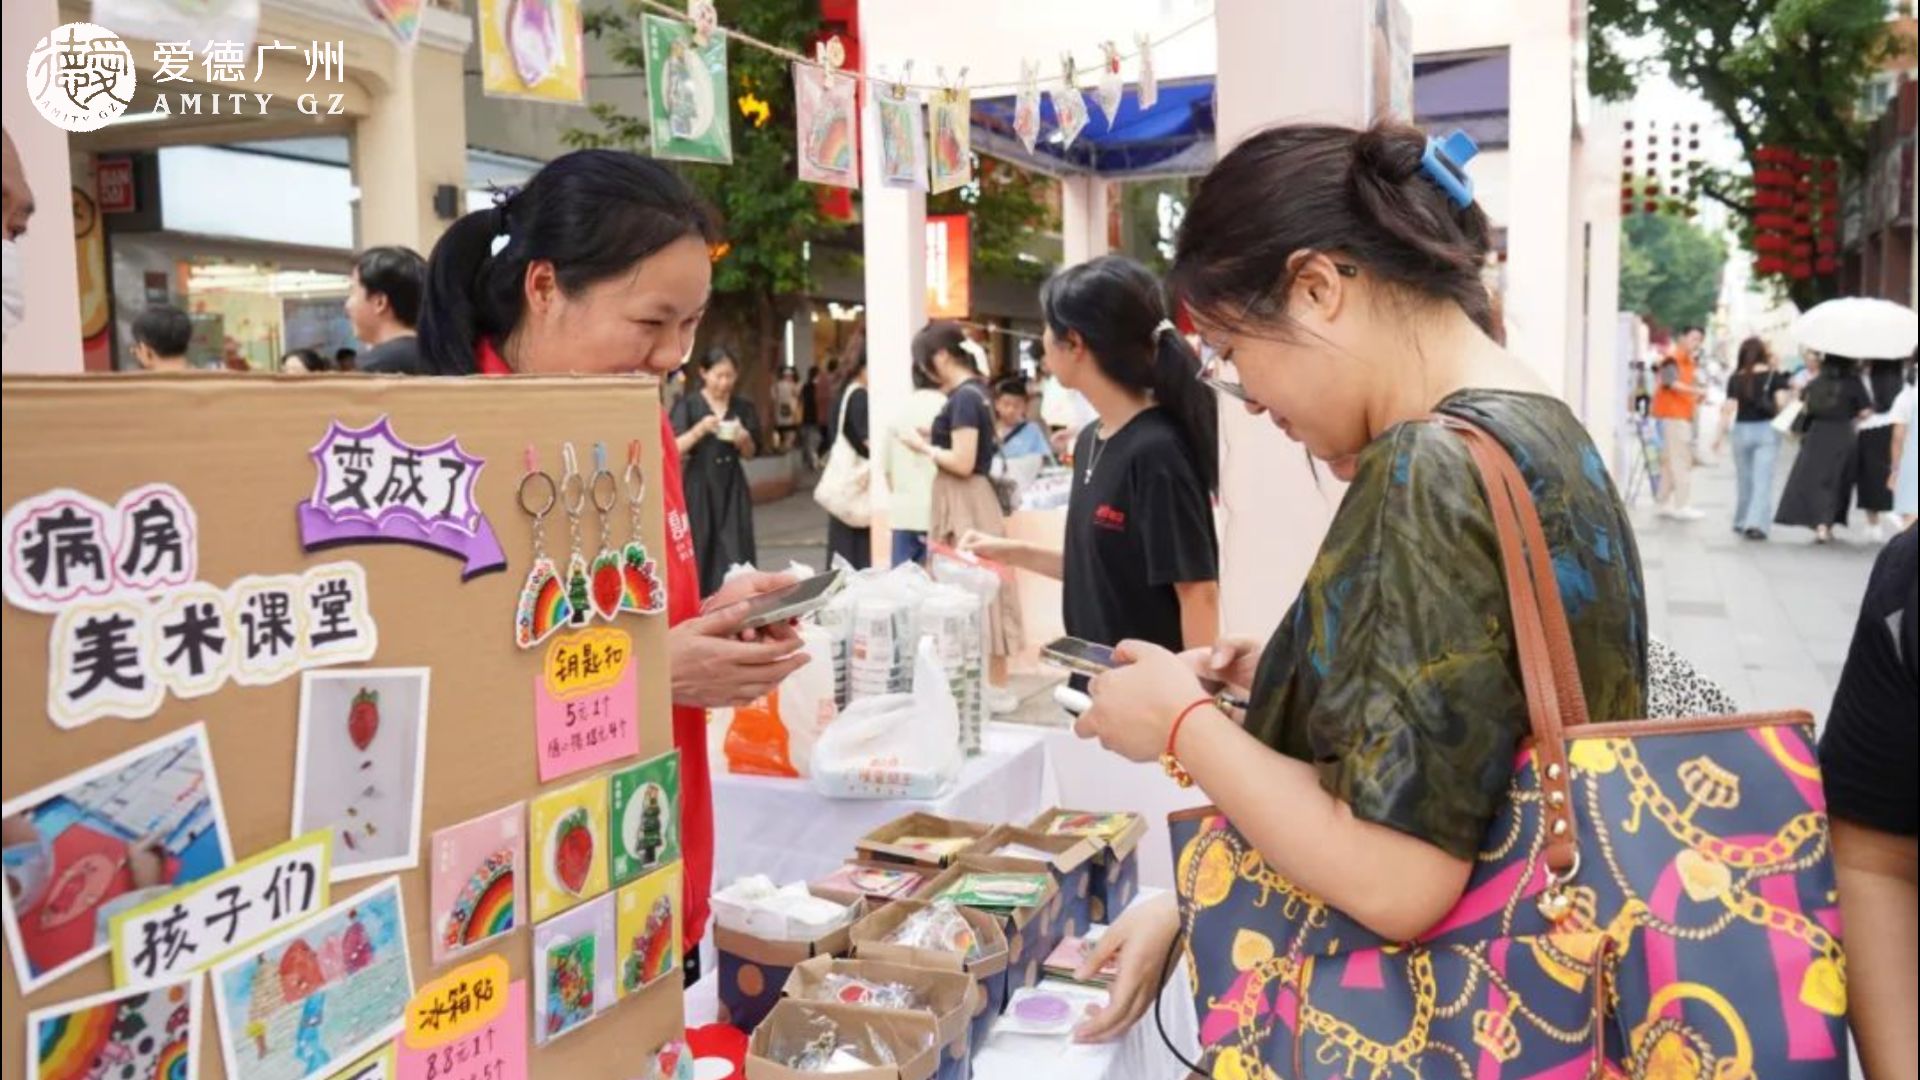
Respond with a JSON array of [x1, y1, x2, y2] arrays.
[[1244, 389, 1646, 860]]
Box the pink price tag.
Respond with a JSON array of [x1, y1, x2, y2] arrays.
[[397, 979, 529, 1080], [534, 628, 640, 782]]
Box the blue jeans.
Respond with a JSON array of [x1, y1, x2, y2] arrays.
[[1731, 421, 1781, 532], [891, 529, 928, 567]]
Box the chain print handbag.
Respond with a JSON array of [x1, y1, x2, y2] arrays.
[[1167, 417, 1848, 1080]]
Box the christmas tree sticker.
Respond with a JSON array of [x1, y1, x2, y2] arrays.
[[609, 750, 680, 886]]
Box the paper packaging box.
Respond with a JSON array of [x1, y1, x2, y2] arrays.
[[1026, 808, 1148, 924], [810, 860, 931, 906], [746, 1000, 942, 1080], [714, 888, 862, 1033], [914, 855, 1063, 999], [855, 811, 993, 870], [850, 898, 1009, 1054], [965, 825, 1101, 941], [783, 956, 978, 1080]]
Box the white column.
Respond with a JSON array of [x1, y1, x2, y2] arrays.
[[350, 16, 470, 253], [858, 0, 928, 563], [1060, 175, 1110, 265], [2, 0, 83, 372], [1211, 0, 1367, 641], [1579, 111, 1624, 463], [1503, 1, 1574, 397]]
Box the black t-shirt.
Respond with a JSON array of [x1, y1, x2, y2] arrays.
[[356, 335, 424, 375], [1726, 368, 1790, 423], [1819, 526, 1919, 837], [1063, 409, 1218, 656], [931, 380, 996, 476]]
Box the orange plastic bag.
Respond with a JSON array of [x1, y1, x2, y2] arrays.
[[724, 690, 797, 777]]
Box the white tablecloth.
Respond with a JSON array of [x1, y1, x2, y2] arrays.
[[709, 722, 1053, 893]]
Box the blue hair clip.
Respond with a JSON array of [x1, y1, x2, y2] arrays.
[[1419, 129, 1480, 208]]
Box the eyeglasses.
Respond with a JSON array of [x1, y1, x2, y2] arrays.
[[1196, 341, 1252, 404]]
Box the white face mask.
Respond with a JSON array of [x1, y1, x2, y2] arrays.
[[0, 239, 23, 342]]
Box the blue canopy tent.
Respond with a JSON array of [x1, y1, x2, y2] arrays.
[[969, 77, 1217, 178]]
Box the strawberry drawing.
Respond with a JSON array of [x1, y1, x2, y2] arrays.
[[554, 809, 595, 895], [590, 551, 623, 620], [348, 689, 380, 751]]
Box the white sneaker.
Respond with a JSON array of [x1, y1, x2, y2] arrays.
[[1655, 505, 1678, 520], [988, 688, 1021, 715], [1671, 507, 1706, 522]]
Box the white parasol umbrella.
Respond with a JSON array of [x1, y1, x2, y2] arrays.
[[1792, 297, 1919, 359]]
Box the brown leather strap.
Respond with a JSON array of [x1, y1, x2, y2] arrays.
[[1432, 415, 1585, 873]]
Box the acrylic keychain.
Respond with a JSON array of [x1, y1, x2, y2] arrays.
[[514, 447, 574, 648], [560, 443, 594, 626], [619, 440, 668, 616], [586, 443, 625, 621]]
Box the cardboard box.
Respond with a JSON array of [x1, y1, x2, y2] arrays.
[[746, 1000, 941, 1080], [715, 887, 862, 1033], [855, 811, 994, 869], [850, 899, 1009, 1054], [966, 825, 1100, 941], [1027, 809, 1148, 923], [783, 957, 977, 1080], [915, 855, 1063, 1000], [811, 860, 934, 906]]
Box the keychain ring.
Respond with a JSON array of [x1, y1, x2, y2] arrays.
[[623, 462, 648, 507], [517, 471, 557, 518], [590, 469, 619, 514], [560, 470, 587, 515]]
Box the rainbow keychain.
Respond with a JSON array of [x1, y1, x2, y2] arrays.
[[619, 440, 668, 616], [514, 447, 573, 648], [560, 443, 593, 627], [586, 443, 625, 621]]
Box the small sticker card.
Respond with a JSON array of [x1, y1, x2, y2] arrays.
[[609, 750, 681, 886], [937, 872, 1052, 909], [208, 877, 414, 1080], [299, 416, 505, 577], [430, 804, 526, 964], [874, 72, 928, 190], [616, 862, 682, 998], [293, 668, 432, 882], [26, 976, 204, 1080], [534, 627, 640, 783], [1043, 935, 1118, 986], [794, 60, 859, 189], [1, 722, 235, 996], [813, 863, 923, 902], [644, 12, 732, 164], [1044, 812, 1135, 842], [533, 893, 616, 1045], [399, 973, 529, 1080], [928, 81, 973, 195], [529, 776, 611, 921]]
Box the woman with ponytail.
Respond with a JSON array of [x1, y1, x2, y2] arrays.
[[418, 149, 809, 979], [961, 255, 1220, 657]]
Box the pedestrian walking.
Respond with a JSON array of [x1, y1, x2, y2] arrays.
[[1775, 354, 1874, 543], [671, 345, 761, 596], [1714, 336, 1791, 539], [1854, 359, 1905, 541], [1890, 363, 1917, 524], [772, 368, 802, 453], [1651, 327, 1707, 520], [823, 350, 871, 570], [884, 352, 949, 567]]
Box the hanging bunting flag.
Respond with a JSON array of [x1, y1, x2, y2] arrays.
[[1014, 59, 1042, 153], [478, 0, 586, 104], [1093, 42, 1124, 127], [643, 11, 732, 164], [362, 0, 423, 47], [1135, 33, 1158, 110], [875, 65, 929, 190], [1049, 55, 1090, 150], [928, 69, 973, 195], [794, 39, 859, 190]]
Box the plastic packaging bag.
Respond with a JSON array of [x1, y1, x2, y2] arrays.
[[722, 609, 837, 778], [809, 639, 961, 799], [884, 900, 981, 959]]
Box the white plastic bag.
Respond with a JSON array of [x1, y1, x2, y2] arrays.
[[810, 639, 961, 799]]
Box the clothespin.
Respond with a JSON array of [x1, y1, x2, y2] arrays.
[[688, 0, 716, 46], [1061, 52, 1078, 87], [816, 35, 847, 81], [1100, 41, 1121, 75]]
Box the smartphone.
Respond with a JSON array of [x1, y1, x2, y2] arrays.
[[736, 570, 845, 629], [1040, 636, 1119, 677]]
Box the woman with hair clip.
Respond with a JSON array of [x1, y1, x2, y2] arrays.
[[417, 149, 808, 982], [962, 255, 1220, 660], [672, 344, 761, 596], [1063, 123, 1646, 1047], [898, 322, 1025, 711]]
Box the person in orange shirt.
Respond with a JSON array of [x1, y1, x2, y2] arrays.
[[1651, 326, 1707, 520]]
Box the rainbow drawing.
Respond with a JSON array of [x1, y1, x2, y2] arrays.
[[34, 1003, 116, 1080], [155, 1037, 192, 1080], [443, 848, 517, 951], [620, 542, 667, 615], [516, 558, 573, 648]]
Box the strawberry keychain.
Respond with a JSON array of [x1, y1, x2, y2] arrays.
[[618, 440, 668, 617], [586, 443, 624, 621], [514, 447, 573, 648], [559, 443, 593, 628]]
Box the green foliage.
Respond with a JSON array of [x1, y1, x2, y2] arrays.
[[929, 158, 1058, 284], [1618, 213, 1729, 333], [1590, 0, 1912, 302]]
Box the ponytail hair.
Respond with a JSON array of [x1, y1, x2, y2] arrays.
[[911, 320, 970, 385], [1041, 255, 1218, 492], [1169, 121, 1495, 340], [419, 149, 716, 375]]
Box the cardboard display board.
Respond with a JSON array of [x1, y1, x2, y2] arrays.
[[1, 373, 682, 1079]]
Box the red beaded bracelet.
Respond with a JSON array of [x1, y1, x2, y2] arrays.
[[1161, 698, 1214, 788]]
